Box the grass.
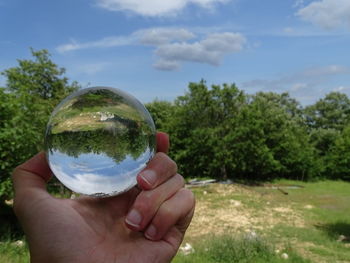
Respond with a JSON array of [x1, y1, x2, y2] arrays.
[[173, 234, 311, 263], [174, 180, 350, 262], [1, 180, 350, 262], [0, 239, 29, 263]]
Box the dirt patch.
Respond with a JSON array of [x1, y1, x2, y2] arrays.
[[186, 184, 305, 239]]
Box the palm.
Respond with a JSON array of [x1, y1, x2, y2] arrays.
[[25, 188, 178, 263]]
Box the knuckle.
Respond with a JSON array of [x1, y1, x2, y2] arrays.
[[155, 152, 167, 161], [158, 204, 176, 221], [134, 191, 156, 213], [181, 188, 196, 206], [169, 158, 178, 173], [175, 174, 185, 187], [155, 152, 177, 172]]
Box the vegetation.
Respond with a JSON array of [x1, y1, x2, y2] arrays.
[[172, 180, 350, 262], [1, 50, 350, 262], [0, 49, 79, 201], [146, 82, 350, 182], [2, 180, 349, 262], [2, 50, 350, 201]]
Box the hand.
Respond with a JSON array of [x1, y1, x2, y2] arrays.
[[12, 132, 195, 263]]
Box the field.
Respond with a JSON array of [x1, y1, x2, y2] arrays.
[[174, 180, 350, 263], [1, 180, 350, 262]]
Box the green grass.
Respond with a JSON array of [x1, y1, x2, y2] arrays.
[[0, 237, 29, 263], [1, 180, 350, 262], [173, 234, 310, 263], [175, 180, 350, 262]]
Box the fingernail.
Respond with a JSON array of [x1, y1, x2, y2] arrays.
[[145, 224, 157, 240], [140, 170, 157, 187], [125, 209, 142, 227]]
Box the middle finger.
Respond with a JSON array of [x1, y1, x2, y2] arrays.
[[125, 173, 184, 231]]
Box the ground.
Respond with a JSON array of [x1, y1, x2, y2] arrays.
[[176, 180, 350, 263], [1, 180, 350, 262]]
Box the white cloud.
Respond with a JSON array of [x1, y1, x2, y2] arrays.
[[57, 28, 246, 70], [333, 86, 350, 92], [296, 0, 350, 30], [154, 32, 246, 69], [96, 0, 230, 16], [137, 28, 195, 45], [242, 65, 350, 104], [153, 60, 181, 71], [293, 0, 304, 8], [56, 36, 135, 53]]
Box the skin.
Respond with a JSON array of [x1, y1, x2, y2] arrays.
[[12, 132, 195, 263]]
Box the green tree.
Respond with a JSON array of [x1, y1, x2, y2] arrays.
[[326, 125, 350, 180], [227, 92, 315, 180], [169, 80, 246, 179], [0, 49, 79, 201], [304, 92, 350, 178], [146, 100, 175, 133], [304, 92, 350, 130]]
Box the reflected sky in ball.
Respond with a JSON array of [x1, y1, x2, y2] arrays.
[[45, 87, 156, 197]]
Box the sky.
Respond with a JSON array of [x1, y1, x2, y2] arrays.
[[1, 0, 350, 105]]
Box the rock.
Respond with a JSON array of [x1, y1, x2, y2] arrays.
[[281, 253, 289, 259], [187, 179, 216, 186], [304, 205, 314, 209], [245, 230, 258, 240], [337, 235, 347, 242], [220, 179, 233, 184], [179, 243, 195, 255], [13, 240, 24, 247], [5, 199, 13, 206], [229, 199, 242, 207]]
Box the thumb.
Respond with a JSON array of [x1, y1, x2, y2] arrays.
[[12, 152, 52, 214]]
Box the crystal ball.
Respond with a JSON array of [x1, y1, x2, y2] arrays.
[[45, 87, 156, 197]]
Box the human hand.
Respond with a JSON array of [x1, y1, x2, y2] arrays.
[[12, 132, 195, 263]]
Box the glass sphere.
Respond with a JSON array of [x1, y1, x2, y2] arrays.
[[45, 87, 156, 197]]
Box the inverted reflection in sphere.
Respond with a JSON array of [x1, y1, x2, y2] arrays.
[[45, 87, 156, 197]]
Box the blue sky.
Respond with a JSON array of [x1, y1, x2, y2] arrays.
[[1, 0, 350, 105]]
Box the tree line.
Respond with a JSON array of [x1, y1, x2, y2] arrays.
[[1, 49, 350, 201], [146, 83, 350, 182]]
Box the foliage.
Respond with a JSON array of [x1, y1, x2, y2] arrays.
[[148, 82, 320, 181], [304, 92, 350, 130], [2, 49, 350, 201], [173, 234, 310, 263], [168, 81, 246, 179], [226, 92, 315, 180], [145, 100, 175, 132], [0, 49, 79, 200], [326, 125, 350, 180]]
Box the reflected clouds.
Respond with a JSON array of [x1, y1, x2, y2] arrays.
[[45, 87, 156, 196], [50, 149, 151, 196]]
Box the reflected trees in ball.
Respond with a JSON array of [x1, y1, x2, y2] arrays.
[[45, 87, 156, 197]]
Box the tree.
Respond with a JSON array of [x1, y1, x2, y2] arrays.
[[304, 92, 350, 130], [146, 100, 175, 133], [228, 92, 315, 180], [304, 92, 350, 178], [168, 80, 247, 179], [0, 49, 80, 201], [326, 125, 350, 180]]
